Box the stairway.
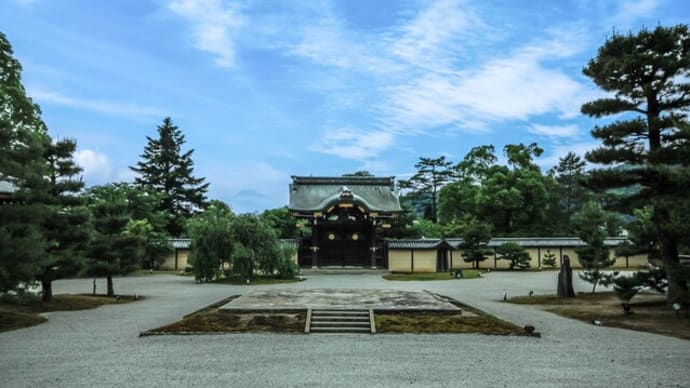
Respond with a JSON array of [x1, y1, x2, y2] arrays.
[[306, 309, 375, 334]]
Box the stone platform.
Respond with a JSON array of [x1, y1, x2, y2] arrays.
[[219, 288, 460, 312]]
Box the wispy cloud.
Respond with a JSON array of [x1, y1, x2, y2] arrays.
[[529, 124, 582, 138], [391, 0, 482, 71], [612, 0, 663, 29], [313, 129, 394, 161], [168, 0, 245, 68], [29, 87, 166, 117]]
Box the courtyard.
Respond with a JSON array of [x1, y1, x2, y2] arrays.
[[0, 271, 689, 387]]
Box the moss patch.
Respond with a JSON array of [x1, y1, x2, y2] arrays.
[[383, 270, 480, 281], [145, 310, 306, 334], [0, 294, 141, 333], [375, 311, 521, 334], [509, 292, 690, 340]]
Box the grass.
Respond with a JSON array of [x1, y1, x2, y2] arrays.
[[509, 292, 690, 340], [212, 275, 302, 285], [0, 294, 141, 333], [383, 270, 480, 281]]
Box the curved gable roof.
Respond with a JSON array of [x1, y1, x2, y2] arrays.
[[289, 176, 402, 213]]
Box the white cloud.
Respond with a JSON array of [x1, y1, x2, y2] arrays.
[[391, 0, 481, 70], [313, 129, 395, 161], [28, 88, 165, 117], [168, 0, 245, 68], [75, 149, 135, 186], [380, 44, 587, 134], [529, 124, 582, 138], [76, 149, 112, 185]]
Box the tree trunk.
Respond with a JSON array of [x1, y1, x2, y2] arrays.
[[557, 255, 575, 298], [92, 277, 96, 295], [41, 279, 53, 303], [106, 275, 114, 297], [654, 207, 688, 304]]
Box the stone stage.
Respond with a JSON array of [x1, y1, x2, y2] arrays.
[[219, 288, 461, 312]]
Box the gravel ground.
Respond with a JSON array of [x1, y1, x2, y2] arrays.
[[1, 271, 689, 387]]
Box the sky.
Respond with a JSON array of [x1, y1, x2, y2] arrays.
[[2, 0, 688, 213]]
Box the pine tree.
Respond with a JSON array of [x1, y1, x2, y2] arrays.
[[542, 249, 557, 268], [495, 242, 531, 270], [36, 139, 90, 302], [573, 202, 617, 293], [460, 217, 493, 269], [582, 24, 690, 302], [0, 31, 49, 292], [86, 188, 145, 296], [130, 117, 209, 237], [399, 156, 453, 223]]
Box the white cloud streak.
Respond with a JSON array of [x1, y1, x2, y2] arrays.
[[528, 124, 582, 138], [313, 129, 395, 161], [29, 88, 165, 117], [168, 0, 245, 68]]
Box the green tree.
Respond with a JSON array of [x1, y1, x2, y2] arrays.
[[550, 152, 589, 233], [476, 145, 549, 235], [0, 32, 49, 292], [261, 206, 302, 239], [187, 204, 234, 282], [85, 183, 171, 269], [573, 202, 618, 293], [495, 242, 531, 270], [399, 156, 454, 223], [460, 217, 493, 269], [130, 117, 209, 237], [36, 139, 90, 302], [231, 214, 280, 277], [582, 24, 690, 302], [86, 188, 145, 296], [542, 249, 557, 268]]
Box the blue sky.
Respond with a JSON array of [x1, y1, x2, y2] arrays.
[[2, 0, 688, 213]]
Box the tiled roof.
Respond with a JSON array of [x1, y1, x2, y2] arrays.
[[387, 239, 452, 250], [391, 237, 632, 250], [289, 176, 402, 213]]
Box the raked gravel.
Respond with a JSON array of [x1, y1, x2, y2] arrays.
[[1, 271, 688, 387]]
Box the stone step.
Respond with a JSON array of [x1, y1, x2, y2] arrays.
[[310, 326, 372, 333], [306, 309, 375, 334], [311, 316, 369, 321], [312, 310, 369, 316], [311, 321, 370, 326]]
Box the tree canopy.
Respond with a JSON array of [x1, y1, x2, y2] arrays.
[[582, 24, 690, 302]]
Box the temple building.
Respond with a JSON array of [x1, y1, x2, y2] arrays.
[[288, 176, 402, 268]]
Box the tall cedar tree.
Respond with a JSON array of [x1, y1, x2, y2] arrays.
[[581, 25, 690, 302], [0, 32, 49, 292], [399, 156, 453, 223], [37, 139, 90, 301], [87, 188, 145, 296], [130, 117, 209, 237]]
